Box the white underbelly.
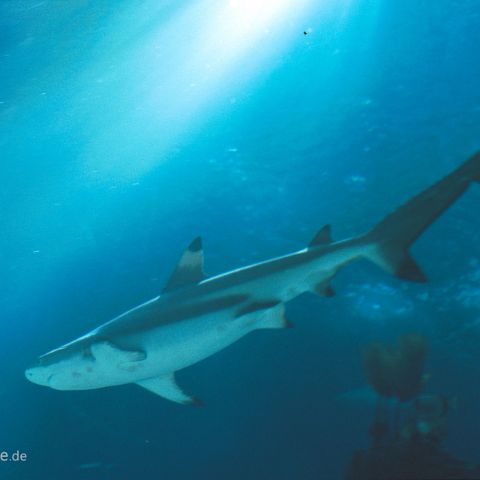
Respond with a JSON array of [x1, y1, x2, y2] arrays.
[[92, 312, 254, 387], [145, 314, 251, 374]]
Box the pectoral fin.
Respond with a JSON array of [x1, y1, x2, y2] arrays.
[[91, 341, 146, 370], [136, 373, 201, 405]]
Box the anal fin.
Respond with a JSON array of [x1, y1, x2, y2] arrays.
[[136, 373, 201, 406]]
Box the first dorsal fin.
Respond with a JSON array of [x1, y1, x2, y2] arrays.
[[309, 225, 332, 247], [162, 237, 207, 293]]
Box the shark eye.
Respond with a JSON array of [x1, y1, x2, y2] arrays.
[[82, 347, 94, 360]]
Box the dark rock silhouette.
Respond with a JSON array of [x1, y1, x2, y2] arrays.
[[346, 333, 480, 480]]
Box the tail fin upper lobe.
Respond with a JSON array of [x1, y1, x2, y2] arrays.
[[364, 151, 480, 282]]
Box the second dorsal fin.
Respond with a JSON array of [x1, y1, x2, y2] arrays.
[[162, 237, 207, 293], [309, 225, 332, 247]]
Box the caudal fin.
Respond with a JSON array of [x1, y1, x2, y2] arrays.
[[363, 151, 480, 282]]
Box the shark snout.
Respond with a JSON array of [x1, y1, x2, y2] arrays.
[[25, 364, 54, 386]]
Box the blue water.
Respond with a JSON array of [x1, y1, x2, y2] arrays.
[[1, 1, 480, 479]]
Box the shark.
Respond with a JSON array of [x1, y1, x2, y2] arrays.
[[25, 152, 480, 404]]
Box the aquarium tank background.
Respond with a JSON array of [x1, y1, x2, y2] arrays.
[[1, 0, 479, 479]]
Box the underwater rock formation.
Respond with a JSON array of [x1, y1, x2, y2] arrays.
[[362, 333, 427, 402], [346, 439, 480, 480], [346, 333, 480, 480]]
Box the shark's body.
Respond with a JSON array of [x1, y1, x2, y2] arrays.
[[26, 152, 480, 404]]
